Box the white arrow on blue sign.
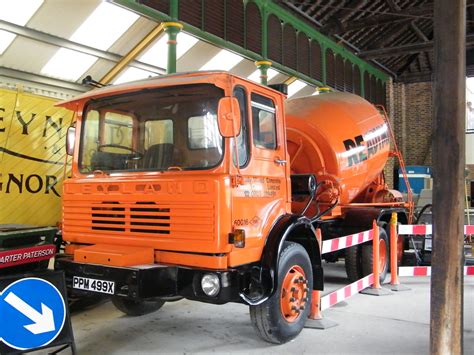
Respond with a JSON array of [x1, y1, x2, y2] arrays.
[[0, 277, 66, 351]]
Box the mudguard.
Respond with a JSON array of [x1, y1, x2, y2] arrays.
[[240, 214, 323, 305]]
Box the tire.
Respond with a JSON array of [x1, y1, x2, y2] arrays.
[[345, 245, 362, 282], [250, 242, 313, 344], [361, 227, 389, 283], [112, 297, 165, 316]]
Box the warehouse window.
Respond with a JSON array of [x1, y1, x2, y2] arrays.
[[251, 93, 276, 149]]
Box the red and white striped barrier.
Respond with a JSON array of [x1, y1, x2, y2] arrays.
[[320, 274, 374, 311], [321, 230, 373, 255], [398, 224, 474, 235], [399, 266, 474, 277]]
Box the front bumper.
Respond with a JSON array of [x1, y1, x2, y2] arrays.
[[54, 256, 245, 304]]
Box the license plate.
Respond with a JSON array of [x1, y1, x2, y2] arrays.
[[73, 276, 115, 295]]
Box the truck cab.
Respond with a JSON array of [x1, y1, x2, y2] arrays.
[[56, 71, 321, 344]]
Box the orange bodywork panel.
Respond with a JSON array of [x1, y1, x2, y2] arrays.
[[74, 244, 154, 267], [155, 250, 227, 269]]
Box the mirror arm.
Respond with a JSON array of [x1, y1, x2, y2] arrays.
[[231, 109, 242, 185]]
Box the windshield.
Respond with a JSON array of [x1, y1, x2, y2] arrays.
[[79, 84, 224, 173]]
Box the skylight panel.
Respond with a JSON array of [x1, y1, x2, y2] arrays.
[[176, 32, 199, 58], [113, 67, 157, 85], [41, 48, 97, 81], [0, 0, 43, 55], [70, 2, 139, 50], [247, 68, 279, 83], [0, 0, 43, 25], [0, 31, 16, 55], [139, 35, 167, 68], [287, 80, 307, 98], [199, 49, 243, 71], [139, 32, 198, 69]]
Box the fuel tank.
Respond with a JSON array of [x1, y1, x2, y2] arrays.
[[285, 92, 390, 205]]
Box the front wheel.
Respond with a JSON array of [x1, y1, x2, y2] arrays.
[[112, 297, 165, 316], [250, 242, 313, 344]]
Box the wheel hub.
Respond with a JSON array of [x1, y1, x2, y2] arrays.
[[280, 265, 309, 322]]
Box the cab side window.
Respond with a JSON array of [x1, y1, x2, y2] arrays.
[[232, 87, 249, 167], [251, 93, 276, 149]]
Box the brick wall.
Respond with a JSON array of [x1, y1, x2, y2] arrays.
[[385, 80, 433, 188]]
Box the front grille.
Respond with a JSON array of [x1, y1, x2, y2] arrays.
[[63, 199, 214, 241], [130, 202, 170, 234], [92, 201, 125, 232]]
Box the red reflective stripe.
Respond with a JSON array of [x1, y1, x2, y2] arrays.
[[331, 239, 339, 251], [344, 285, 351, 298], [329, 292, 338, 306], [357, 279, 364, 290], [413, 267, 428, 276], [465, 225, 474, 234], [466, 266, 474, 276], [412, 225, 427, 235], [347, 235, 353, 247]]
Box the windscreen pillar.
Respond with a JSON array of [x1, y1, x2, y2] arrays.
[[163, 22, 183, 74], [255, 60, 272, 86]]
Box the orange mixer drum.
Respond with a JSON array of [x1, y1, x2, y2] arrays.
[[285, 92, 390, 205]]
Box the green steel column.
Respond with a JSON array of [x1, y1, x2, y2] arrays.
[[321, 45, 327, 85], [169, 0, 179, 20], [163, 22, 183, 74], [255, 60, 272, 86]]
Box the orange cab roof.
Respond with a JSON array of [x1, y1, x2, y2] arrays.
[[56, 71, 283, 110]]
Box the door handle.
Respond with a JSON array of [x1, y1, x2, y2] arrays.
[[274, 158, 287, 165]]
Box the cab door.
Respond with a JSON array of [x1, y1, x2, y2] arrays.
[[229, 85, 288, 266]]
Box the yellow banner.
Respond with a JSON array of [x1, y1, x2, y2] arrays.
[[0, 88, 74, 226]]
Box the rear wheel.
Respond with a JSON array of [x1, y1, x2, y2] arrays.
[[250, 242, 313, 344], [112, 297, 165, 316], [361, 227, 389, 283], [345, 245, 362, 282]]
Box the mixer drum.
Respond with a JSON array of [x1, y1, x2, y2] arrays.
[[285, 92, 390, 205]]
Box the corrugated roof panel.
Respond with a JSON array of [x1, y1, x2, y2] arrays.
[[113, 67, 158, 85], [107, 17, 157, 56], [177, 41, 221, 72], [1, 36, 59, 74], [41, 48, 97, 81], [27, 0, 100, 39], [199, 49, 243, 71]]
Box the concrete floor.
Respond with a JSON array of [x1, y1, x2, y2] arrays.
[[42, 263, 473, 354]]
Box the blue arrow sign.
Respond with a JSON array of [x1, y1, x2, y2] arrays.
[[0, 277, 66, 351]]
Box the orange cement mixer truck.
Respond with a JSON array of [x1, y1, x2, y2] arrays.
[[55, 71, 412, 344]]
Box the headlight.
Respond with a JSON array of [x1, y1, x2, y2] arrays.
[[201, 273, 220, 297]]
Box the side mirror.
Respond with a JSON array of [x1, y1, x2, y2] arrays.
[[217, 97, 241, 138], [66, 125, 76, 156]]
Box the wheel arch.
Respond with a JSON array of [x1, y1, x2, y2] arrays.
[[239, 214, 323, 305]]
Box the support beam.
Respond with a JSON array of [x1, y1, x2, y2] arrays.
[[0, 19, 165, 75], [327, 0, 474, 35], [0, 67, 87, 93], [359, 34, 474, 59], [100, 24, 165, 84], [431, 0, 465, 354]]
